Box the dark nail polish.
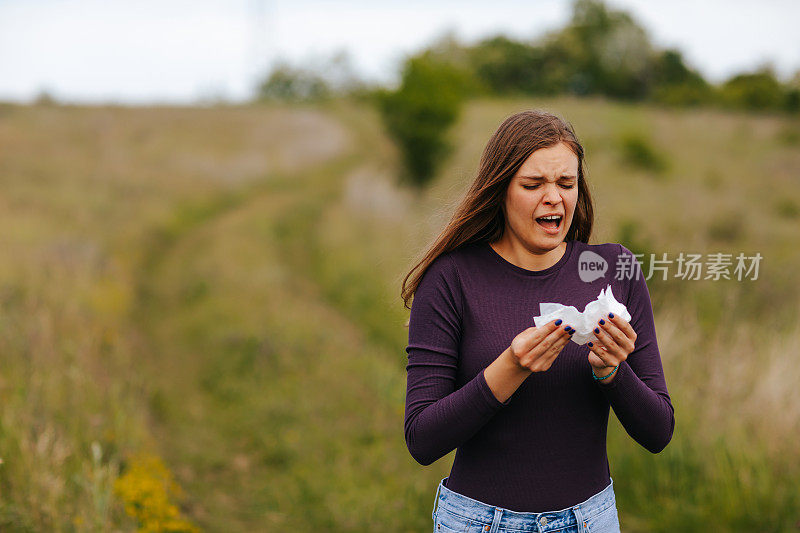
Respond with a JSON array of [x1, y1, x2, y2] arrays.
[[599, 319, 605, 325], [588, 342, 593, 347], [609, 313, 614, 318], [594, 327, 600, 334], [568, 329, 574, 335], [555, 319, 562, 326]]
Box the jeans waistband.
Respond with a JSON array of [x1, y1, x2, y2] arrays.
[[432, 477, 616, 532]]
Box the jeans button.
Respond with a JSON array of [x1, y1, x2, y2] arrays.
[[540, 516, 548, 526]]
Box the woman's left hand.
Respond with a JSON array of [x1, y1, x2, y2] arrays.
[[587, 313, 637, 377]]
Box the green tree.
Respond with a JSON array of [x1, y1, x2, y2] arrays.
[[785, 70, 800, 113], [377, 54, 472, 189], [468, 36, 544, 95], [257, 62, 331, 102], [650, 49, 713, 105], [719, 67, 785, 110], [553, 0, 655, 99]]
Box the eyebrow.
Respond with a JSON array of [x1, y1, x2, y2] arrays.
[[518, 175, 577, 181]]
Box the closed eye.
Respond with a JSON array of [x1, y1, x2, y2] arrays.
[[523, 185, 575, 190]]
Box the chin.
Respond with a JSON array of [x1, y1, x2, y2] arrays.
[[529, 237, 563, 251]]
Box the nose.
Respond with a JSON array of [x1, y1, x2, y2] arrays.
[[542, 183, 562, 205]]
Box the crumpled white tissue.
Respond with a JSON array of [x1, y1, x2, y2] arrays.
[[532, 284, 631, 345]]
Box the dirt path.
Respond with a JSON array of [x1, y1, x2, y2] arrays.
[[128, 106, 414, 531]]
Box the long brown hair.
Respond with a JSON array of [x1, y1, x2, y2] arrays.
[[401, 109, 594, 311]]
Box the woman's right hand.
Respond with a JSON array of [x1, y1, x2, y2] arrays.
[[509, 319, 574, 373]]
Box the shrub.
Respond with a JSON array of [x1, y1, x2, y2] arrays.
[[775, 198, 800, 219], [719, 68, 785, 111], [618, 131, 669, 174], [257, 62, 330, 103], [707, 212, 744, 243], [376, 55, 471, 189], [616, 218, 654, 262], [775, 124, 800, 145]]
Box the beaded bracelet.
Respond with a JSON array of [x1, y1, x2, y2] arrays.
[[592, 364, 619, 381]]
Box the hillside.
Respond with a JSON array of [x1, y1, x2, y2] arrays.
[[0, 98, 798, 531]]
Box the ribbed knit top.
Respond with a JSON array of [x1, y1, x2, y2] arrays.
[[404, 239, 675, 512]]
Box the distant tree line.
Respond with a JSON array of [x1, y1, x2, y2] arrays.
[[258, 0, 800, 113], [256, 0, 800, 188]]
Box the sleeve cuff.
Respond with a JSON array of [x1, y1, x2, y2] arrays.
[[594, 359, 631, 391], [477, 369, 513, 408]]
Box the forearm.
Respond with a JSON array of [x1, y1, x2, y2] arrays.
[[483, 345, 532, 403], [596, 361, 675, 453]]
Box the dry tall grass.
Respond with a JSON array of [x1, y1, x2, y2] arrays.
[[0, 97, 797, 531]]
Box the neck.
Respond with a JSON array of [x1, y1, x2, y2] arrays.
[[490, 238, 567, 271]]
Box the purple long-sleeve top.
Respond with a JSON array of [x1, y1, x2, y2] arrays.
[[404, 239, 675, 512]]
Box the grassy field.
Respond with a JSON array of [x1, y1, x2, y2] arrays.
[[0, 97, 798, 531]]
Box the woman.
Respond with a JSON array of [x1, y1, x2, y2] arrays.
[[401, 110, 674, 533]]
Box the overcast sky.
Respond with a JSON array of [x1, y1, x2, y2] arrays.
[[1, 0, 798, 104]]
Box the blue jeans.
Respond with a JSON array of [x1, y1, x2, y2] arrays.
[[432, 476, 621, 533]]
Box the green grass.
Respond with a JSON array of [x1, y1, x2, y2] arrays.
[[0, 97, 797, 531], [265, 97, 800, 531]]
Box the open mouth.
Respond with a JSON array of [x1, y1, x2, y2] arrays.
[[535, 215, 562, 232]]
